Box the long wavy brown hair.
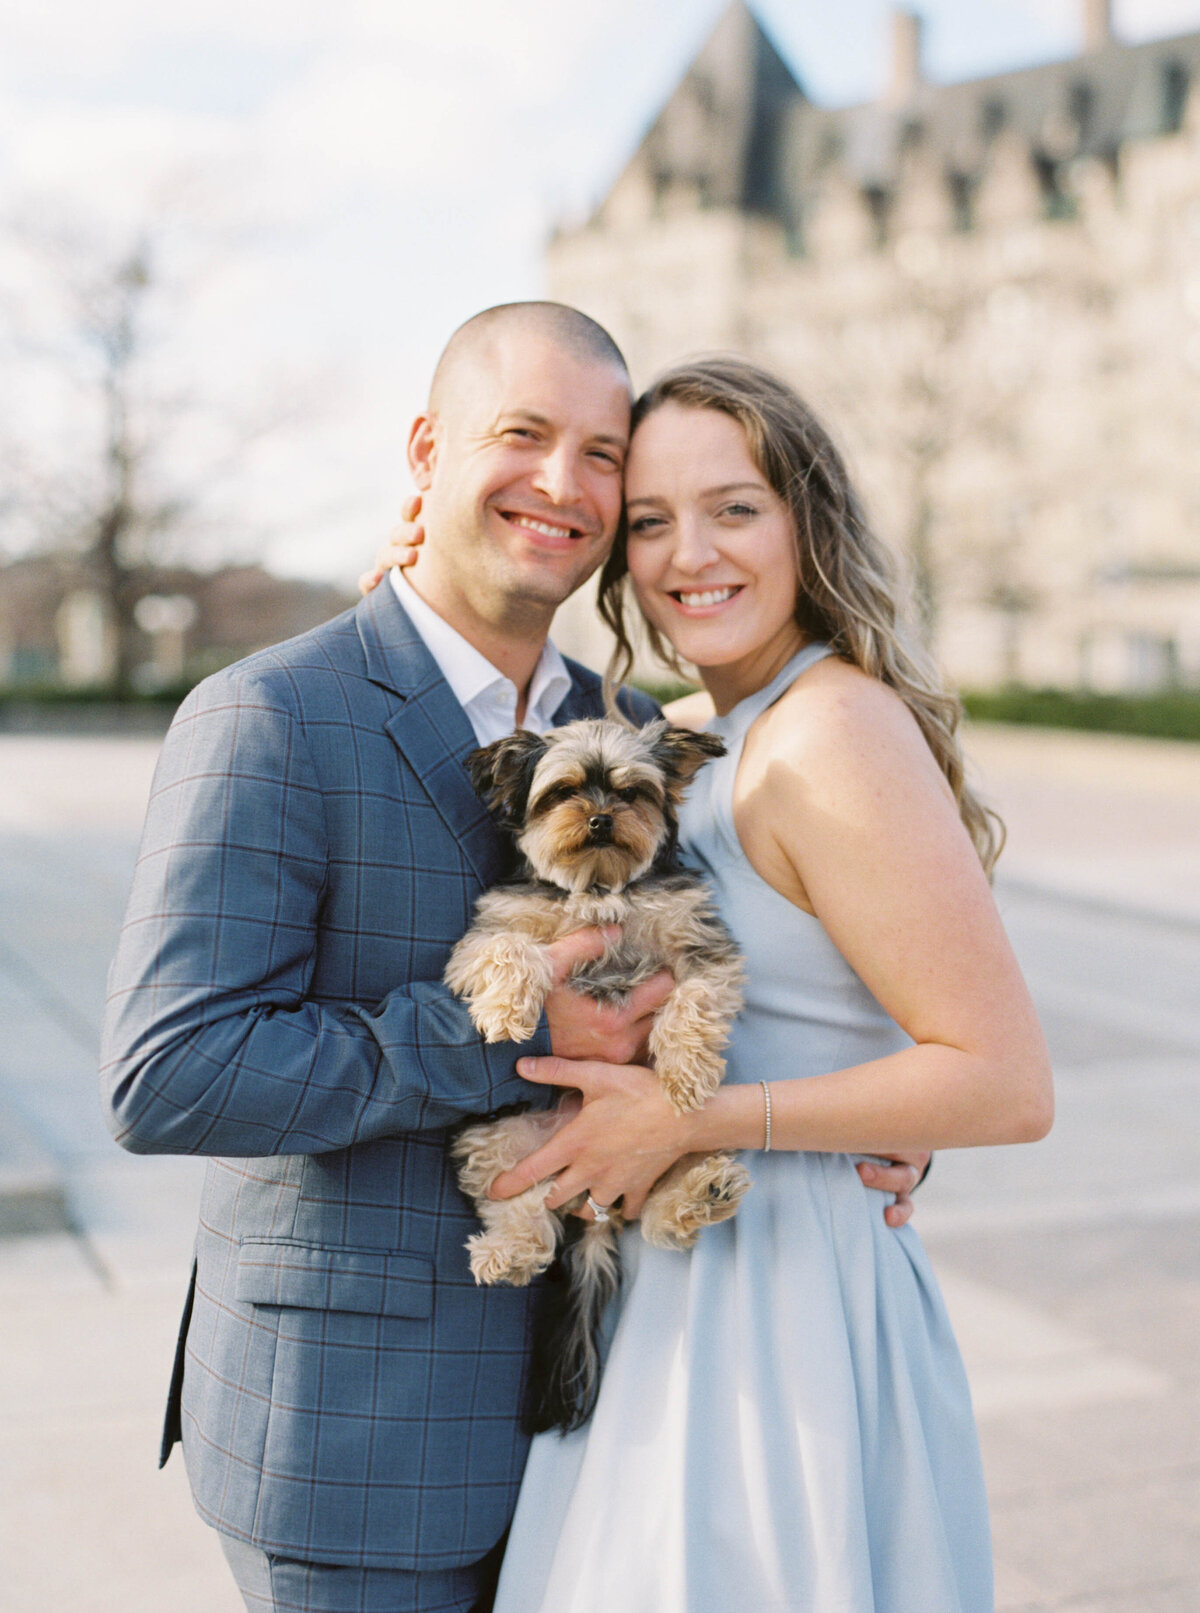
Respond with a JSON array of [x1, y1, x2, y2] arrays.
[[598, 356, 1003, 874]]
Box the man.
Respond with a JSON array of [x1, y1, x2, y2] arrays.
[[101, 302, 922, 1613]]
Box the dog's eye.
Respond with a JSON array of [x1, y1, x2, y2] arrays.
[[535, 783, 578, 811], [617, 786, 641, 804]]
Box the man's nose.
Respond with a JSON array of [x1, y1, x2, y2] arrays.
[[531, 445, 584, 507]]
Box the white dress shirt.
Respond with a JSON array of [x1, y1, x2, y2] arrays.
[[390, 567, 572, 744]]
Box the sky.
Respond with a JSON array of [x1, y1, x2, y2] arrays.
[[2, 0, 1199, 582]]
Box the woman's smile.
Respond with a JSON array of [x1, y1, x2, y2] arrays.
[[668, 583, 744, 612]]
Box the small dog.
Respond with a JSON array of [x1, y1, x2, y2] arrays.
[[446, 716, 749, 1430]]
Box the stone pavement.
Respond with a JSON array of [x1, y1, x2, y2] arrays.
[[0, 723, 1197, 1611]]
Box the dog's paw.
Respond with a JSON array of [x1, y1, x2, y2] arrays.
[[653, 1048, 725, 1114], [640, 1153, 751, 1249], [466, 1233, 540, 1287], [467, 998, 543, 1045]]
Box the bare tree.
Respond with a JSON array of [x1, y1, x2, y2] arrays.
[[0, 204, 332, 694]]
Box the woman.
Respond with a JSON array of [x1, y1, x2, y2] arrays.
[[372, 357, 1052, 1611]]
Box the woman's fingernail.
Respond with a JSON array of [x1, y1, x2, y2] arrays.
[[516, 1059, 530, 1075]]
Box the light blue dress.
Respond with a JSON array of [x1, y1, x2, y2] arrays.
[[493, 645, 993, 1613]]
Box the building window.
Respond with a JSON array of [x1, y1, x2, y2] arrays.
[[980, 98, 1007, 140], [1069, 80, 1095, 145], [861, 184, 891, 247], [1162, 61, 1190, 135], [1128, 633, 1181, 690], [948, 170, 975, 232], [1034, 153, 1077, 221]]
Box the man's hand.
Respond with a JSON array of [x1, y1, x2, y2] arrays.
[[856, 1153, 930, 1228], [542, 929, 674, 1065]]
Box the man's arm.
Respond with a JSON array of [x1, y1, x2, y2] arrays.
[[101, 675, 549, 1157]]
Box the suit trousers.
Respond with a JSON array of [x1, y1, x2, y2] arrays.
[[219, 1532, 507, 1613]]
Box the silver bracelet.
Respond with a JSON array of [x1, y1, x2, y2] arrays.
[[760, 1080, 772, 1152]]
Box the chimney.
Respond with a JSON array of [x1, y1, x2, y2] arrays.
[[887, 9, 924, 104], [1083, 0, 1113, 51]]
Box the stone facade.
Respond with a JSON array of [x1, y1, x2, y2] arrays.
[[547, 1, 1200, 693]]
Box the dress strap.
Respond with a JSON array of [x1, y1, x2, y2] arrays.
[[698, 642, 833, 869], [710, 642, 833, 741]]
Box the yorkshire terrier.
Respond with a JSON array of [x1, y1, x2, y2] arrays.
[[446, 716, 749, 1430]]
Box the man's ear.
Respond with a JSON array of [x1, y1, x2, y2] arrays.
[[407, 414, 437, 492]]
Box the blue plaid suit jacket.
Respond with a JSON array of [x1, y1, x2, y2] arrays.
[[100, 580, 657, 1571]]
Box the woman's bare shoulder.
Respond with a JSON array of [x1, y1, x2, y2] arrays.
[[662, 689, 715, 730], [760, 656, 952, 808], [772, 655, 922, 748]]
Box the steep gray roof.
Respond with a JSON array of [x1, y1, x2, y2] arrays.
[[811, 27, 1200, 188], [600, 2, 805, 219], [594, 5, 1200, 231]]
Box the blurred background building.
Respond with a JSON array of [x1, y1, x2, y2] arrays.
[[0, 557, 352, 696], [549, 0, 1200, 694]]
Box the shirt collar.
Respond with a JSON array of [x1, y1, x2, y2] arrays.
[[390, 567, 571, 731]]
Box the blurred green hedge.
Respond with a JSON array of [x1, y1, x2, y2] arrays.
[[5, 679, 1199, 743], [961, 687, 1200, 742]]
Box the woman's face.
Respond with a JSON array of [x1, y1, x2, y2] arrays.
[[624, 402, 805, 687]]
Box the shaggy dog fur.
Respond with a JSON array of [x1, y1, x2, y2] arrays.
[[445, 717, 748, 1430]]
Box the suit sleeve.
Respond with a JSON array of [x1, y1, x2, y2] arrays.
[[100, 675, 549, 1157]]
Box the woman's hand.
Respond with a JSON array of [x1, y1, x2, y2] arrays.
[[493, 1056, 931, 1229], [357, 495, 425, 596], [491, 1054, 700, 1221]]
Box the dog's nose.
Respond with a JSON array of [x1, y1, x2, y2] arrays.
[[587, 813, 613, 838]]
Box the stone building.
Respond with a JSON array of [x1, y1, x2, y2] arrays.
[[0, 556, 354, 694], [548, 0, 1200, 692]]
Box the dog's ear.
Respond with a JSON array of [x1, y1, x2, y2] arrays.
[[466, 730, 549, 828], [648, 722, 726, 795]]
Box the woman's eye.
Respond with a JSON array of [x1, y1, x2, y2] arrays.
[[628, 516, 664, 536], [723, 503, 758, 519]]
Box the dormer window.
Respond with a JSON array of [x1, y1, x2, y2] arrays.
[[1069, 81, 1095, 144], [1162, 61, 1189, 135], [948, 171, 975, 233], [980, 98, 1007, 139]]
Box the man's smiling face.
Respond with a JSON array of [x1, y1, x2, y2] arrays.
[[408, 328, 631, 627]]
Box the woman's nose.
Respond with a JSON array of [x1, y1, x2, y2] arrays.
[[670, 517, 720, 572]]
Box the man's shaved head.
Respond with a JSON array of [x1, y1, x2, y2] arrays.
[[429, 301, 629, 414]]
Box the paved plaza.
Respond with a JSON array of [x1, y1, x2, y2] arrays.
[[0, 721, 1197, 1611]]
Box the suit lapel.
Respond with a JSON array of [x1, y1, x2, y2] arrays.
[[356, 584, 504, 888], [550, 674, 603, 726]]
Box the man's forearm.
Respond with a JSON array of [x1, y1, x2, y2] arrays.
[[102, 980, 548, 1156]]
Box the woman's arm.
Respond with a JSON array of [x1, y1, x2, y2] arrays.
[[490, 664, 1051, 1211]]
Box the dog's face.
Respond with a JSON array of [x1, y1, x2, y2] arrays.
[[467, 718, 726, 893]]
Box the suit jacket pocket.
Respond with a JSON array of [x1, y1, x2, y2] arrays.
[[235, 1238, 434, 1318]]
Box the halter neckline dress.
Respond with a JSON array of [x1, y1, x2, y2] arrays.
[[493, 644, 993, 1613]]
